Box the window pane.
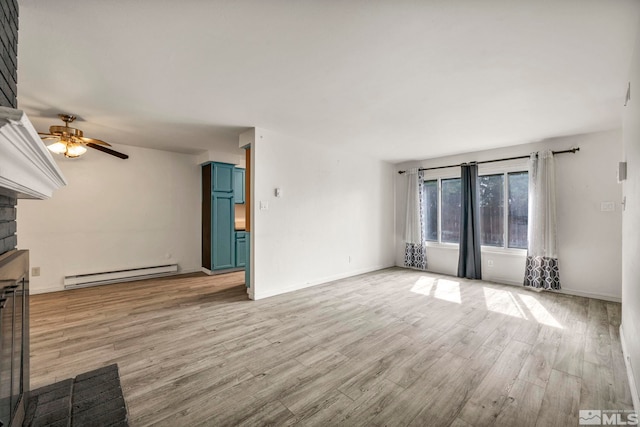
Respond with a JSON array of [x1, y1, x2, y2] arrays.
[[508, 172, 529, 249], [422, 180, 438, 241], [441, 178, 461, 243], [479, 174, 505, 247]]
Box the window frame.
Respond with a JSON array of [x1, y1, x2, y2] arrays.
[[420, 159, 529, 254]]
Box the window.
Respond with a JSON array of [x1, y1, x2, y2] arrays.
[[441, 178, 461, 243], [508, 172, 528, 249], [423, 180, 438, 241], [479, 174, 504, 247], [421, 171, 528, 249]]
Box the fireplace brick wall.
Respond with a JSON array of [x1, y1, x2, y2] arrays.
[[0, 0, 18, 109], [0, 195, 17, 254], [0, 0, 18, 255]]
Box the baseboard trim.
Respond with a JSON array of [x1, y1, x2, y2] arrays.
[[30, 268, 204, 295], [201, 267, 245, 276], [30, 285, 65, 295], [252, 264, 393, 300], [620, 324, 640, 412], [557, 287, 621, 303]]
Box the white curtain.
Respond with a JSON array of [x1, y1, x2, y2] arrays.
[[524, 149, 560, 290], [404, 168, 427, 270]]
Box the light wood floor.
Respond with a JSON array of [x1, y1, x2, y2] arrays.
[[30, 268, 633, 426]]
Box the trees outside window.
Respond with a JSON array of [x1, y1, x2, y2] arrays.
[[421, 171, 528, 249]]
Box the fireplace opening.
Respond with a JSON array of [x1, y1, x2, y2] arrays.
[[0, 250, 29, 427]]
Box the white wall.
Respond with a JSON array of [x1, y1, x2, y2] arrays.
[[621, 20, 640, 411], [251, 129, 396, 299], [396, 129, 623, 301], [17, 144, 201, 293]]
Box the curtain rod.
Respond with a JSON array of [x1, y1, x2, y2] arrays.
[[397, 147, 580, 174]]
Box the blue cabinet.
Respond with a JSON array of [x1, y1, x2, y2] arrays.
[[212, 192, 235, 269], [244, 232, 250, 287], [213, 163, 234, 193], [235, 231, 246, 267], [202, 162, 246, 271], [234, 168, 245, 204]]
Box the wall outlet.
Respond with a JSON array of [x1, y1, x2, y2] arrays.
[[487, 259, 494, 267], [601, 201, 615, 212], [32, 267, 40, 277], [260, 201, 269, 210]]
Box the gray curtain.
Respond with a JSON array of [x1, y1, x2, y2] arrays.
[[457, 163, 482, 279]]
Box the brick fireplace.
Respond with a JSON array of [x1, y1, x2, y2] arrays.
[[0, 108, 66, 426]]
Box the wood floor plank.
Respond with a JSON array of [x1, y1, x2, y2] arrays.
[[553, 329, 585, 377], [225, 399, 296, 427], [610, 348, 634, 406], [535, 369, 581, 427], [450, 313, 504, 358], [493, 379, 545, 427], [331, 379, 405, 426], [371, 352, 470, 427], [584, 334, 613, 366], [337, 341, 417, 400], [286, 389, 354, 426], [449, 418, 474, 427], [28, 268, 632, 426], [384, 324, 471, 388], [457, 340, 532, 426], [407, 346, 501, 427], [581, 360, 631, 411], [517, 326, 562, 387], [586, 298, 611, 341], [606, 302, 622, 327]]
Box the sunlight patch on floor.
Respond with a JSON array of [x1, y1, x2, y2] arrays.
[[434, 279, 462, 304], [518, 294, 563, 328], [410, 277, 461, 304], [410, 276, 435, 296], [483, 287, 527, 319], [410, 276, 563, 328], [482, 287, 563, 328]]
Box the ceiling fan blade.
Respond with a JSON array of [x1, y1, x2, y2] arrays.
[[86, 143, 129, 159], [80, 136, 111, 147], [38, 132, 60, 140]]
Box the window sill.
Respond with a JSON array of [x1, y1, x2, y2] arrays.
[[425, 242, 459, 250], [481, 246, 527, 257], [424, 242, 527, 256]]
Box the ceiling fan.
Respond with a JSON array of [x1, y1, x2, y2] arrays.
[[39, 114, 129, 159]]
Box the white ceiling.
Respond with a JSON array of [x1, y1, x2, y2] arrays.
[[17, 0, 640, 163]]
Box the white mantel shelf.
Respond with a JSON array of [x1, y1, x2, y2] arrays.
[[0, 107, 67, 199]]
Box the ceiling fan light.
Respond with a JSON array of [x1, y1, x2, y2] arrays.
[[65, 142, 87, 158], [47, 141, 68, 154]]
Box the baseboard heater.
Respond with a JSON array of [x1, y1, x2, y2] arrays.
[[64, 264, 179, 289]]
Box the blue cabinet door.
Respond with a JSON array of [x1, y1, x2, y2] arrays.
[[244, 233, 250, 287], [212, 163, 234, 193], [234, 168, 245, 204], [235, 234, 246, 267], [211, 192, 235, 269]]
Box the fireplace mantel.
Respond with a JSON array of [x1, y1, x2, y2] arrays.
[[0, 107, 67, 199]]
